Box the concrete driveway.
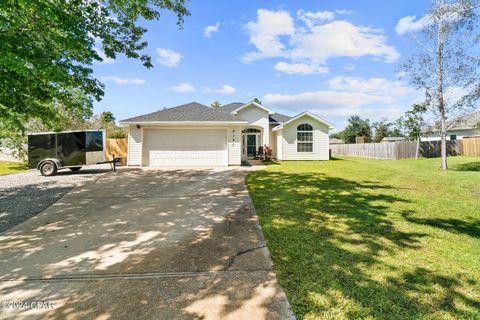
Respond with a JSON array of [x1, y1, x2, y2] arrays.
[[0, 169, 294, 319]]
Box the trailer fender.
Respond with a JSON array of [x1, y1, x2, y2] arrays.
[[36, 158, 62, 170]]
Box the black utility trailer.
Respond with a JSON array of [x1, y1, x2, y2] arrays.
[[28, 130, 113, 176]]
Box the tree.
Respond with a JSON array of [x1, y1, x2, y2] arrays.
[[0, 0, 190, 137], [0, 88, 94, 159], [341, 115, 372, 143], [253, 98, 262, 105], [211, 101, 221, 109], [402, 0, 480, 169], [329, 132, 343, 139], [398, 103, 428, 158], [372, 119, 393, 142], [100, 111, 116, 126], [389, 120, 405, 138]]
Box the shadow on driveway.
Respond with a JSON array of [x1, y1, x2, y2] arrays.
[[0, 168, 293, 319]]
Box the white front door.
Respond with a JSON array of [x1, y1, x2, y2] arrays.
[[143, 129, 228, 166]]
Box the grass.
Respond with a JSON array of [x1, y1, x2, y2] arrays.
[[0, 161, 27, 175], [246, 156, 480, 320]]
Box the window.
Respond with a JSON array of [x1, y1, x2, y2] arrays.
[[242, 128, 261, 133], [86, 131, 104, 152], [297, 123, 313, 152], [450, 134, 457, 141]]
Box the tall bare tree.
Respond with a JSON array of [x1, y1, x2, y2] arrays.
[[402, 0, 480, 169]]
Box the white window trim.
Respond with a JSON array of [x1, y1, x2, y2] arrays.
[[297, 123, 314, 153]]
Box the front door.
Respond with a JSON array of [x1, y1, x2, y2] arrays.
[[246, 134, 257, 159]]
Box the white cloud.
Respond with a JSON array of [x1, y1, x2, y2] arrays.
[[242, 9, 295, 63], [242, 9, 400, 72], [395, 71, 409, 79], [171, 82, 195, 93], [264, 90, 384, 109], [297, 10, 335, 28], [101, 76, 145, 85], [335, 9, 356, 16], [264, 91, 404, 122], [274, 62, 329, 75], [216, 85, 236, 94], [395, 15, 432, 35], [204, 22, 220, 38], [327, 76, 415, 96], [263, 76, 419, 123], [290, 20, 400, 63], [206, 85, 236, 94], [156, 48, 183, 67], [94, 48, 115, 64]]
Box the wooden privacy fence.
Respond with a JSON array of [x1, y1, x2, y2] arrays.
[[106, 138, 128, 165], [462, 136, 480, 156], [330, 140, 463, 160], [419, 140, 463, 158]]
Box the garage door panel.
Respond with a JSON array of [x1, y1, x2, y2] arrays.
[[143, 129, 227, 166]]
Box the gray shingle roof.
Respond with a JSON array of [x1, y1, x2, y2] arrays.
[[426, 110, 480, 131], [218, 102, 292, 124], [449, 110, 480, 130], [120, 102, 244, 123], [219, 103, 244, 114], [270, 113, 292, 123]]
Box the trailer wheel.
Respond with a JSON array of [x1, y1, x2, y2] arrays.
[[70, 167, 81, 172], [40, 161, 57, 176]]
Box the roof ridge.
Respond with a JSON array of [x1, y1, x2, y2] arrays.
[[120, 101, 243, 123]]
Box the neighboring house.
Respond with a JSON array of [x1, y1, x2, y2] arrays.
[[329, 138, 344, 145], [422, 110, 480, 141], [119, 101, 334, 167], [381, 137, 406, 143]]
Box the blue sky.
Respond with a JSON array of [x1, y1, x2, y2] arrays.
[[92, 0, 432, 129]]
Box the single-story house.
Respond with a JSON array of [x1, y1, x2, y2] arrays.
[[329, 138, 344, 145], [422, 110, 480, 141], [381, 137, 407, 143], [119, 101, 334, 167]]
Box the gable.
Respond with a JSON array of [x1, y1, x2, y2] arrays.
[[273, 112, 334, 131], [282, 114, 330, 133], [231, 102, 274, 115]]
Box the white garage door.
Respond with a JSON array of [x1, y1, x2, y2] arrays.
[[143, 129, 228, 166]]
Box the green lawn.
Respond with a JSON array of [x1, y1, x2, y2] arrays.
[[0, 161, 27, 175], [246, 156, 480, 320]]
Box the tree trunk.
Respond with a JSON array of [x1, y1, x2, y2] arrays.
[[440, 114, 448, 170], [437, 7, 448, 170], [415, 136, 420, 159]]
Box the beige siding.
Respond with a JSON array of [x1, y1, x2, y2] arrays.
[[227, 126, 241, 165], [127, 126, 142, 166], [281, 115, 330, 160], [276, 129, 283, 160], [236, 107, 269, 147], [421, 128, 480, 141]]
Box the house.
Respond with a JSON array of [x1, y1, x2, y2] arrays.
[[381, 137, 406, 143], [329, 138, 344, 145], [422, 110, 480, 141], [119, 101, 334, 167]]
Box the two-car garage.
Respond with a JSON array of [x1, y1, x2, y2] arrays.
[[142, 129, 228, 166]]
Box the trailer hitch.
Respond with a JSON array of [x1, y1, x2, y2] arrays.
[[96, 154, 123, 172]]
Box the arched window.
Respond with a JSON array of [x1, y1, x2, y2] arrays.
[[242, 128, 261, 133], [297, 123, 313, 152]]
